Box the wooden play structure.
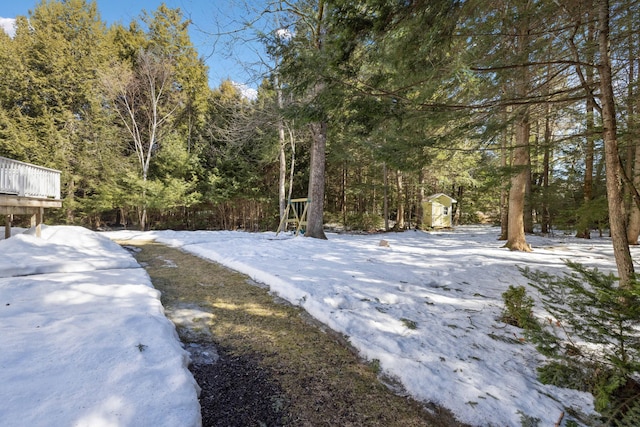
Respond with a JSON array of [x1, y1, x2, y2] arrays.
[[276, 198, 309, 236], [0, 156, 62, 238]]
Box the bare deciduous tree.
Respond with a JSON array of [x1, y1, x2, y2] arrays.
[[101, 49, 182, 230]]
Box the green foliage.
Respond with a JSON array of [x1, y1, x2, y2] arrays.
[[556, 196, 609, 235], [609, 396, 640, 427], [370, 358, 382, 375], [517, 411, 540, 427], [345, 213, 383, 232], [520, 262, 640, 419], [537, 361, 592, 392], [400, 318, 418, 330], [501, 285, 539, 331]]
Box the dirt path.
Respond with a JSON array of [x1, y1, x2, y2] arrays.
[[124, 241, 468, 427]]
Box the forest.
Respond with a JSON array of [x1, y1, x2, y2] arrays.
[[0, 1, 638, 262]]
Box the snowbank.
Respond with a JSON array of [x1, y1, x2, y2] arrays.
[[0, 226, 201, 427]]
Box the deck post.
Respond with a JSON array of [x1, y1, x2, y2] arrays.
[[36, 207, 43, 238], [5, 214, 11, 239], [29, 208, 44, 237]]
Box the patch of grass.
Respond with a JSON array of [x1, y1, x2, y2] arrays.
[[370, 358, 382, 374], [126, 241, 468, 427], [401, 318, 418, 330]]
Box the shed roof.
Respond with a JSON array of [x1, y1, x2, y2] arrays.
[[426, 193, 457, 204]]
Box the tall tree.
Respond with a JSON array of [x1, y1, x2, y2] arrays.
[[0, 0, 119, 223], [595, 0, 634, 286], [303, 0, 329, 239], [274, 0, 331, 239], [143, 4, 209, 149], [101, 48, 183, 230]]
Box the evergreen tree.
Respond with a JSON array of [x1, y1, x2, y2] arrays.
[[0, 0, 121, 223]]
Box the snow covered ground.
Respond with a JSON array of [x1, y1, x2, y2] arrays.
[[0, 226, 201, 427], [104, 225, 639, 426], [2, 224, 635, 426]]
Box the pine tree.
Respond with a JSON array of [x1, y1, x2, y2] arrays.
[[0, 0, 122, 223]]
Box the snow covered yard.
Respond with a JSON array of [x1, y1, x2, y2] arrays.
[[0, 226, 201, 427], [106, 225, 637, 426], [1, 224, 635, 426]]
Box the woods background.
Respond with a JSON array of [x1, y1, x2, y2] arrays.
[[1, 0, 637, 248]]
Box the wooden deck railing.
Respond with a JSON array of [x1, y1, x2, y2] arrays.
[[0, 156, 61, 200]]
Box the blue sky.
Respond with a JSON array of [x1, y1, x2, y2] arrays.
[[0, 0, 272, 92]]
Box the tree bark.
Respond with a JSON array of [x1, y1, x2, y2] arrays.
[[416, 168, 425, 229], [66, 178, 75, 224], [576, 71, 595, 239], [505, 11, 531, 252], [574, 5, 596, 239], [395, 170, 405, 230], [278, 136, 287, 222], [383, 162, 389, 231], [499, 118, 509, 240], [524, 144, 533, 234], [626, 19, 640, 244], [541, 108, 552, 234], [505, 113, 532, 251], [305, 121, 328, 239], [277, 79, 287, 223], [454, 185, 463, 226], [597, 0, 634, 286], [303, 0, 328, 240], [627, 143, 640, 244]]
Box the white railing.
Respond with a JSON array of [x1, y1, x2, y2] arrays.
[[0, 156, 61, 199]]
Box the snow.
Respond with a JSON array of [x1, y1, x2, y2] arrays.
[[0, 226, 201, 427], [104, 225, 634, 426], [2, 224, 633, 426]]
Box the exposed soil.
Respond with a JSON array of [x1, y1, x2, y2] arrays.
[[123, 241, 470, 427], [191, 344, 290, 426]]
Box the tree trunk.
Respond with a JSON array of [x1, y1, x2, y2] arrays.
[[278, 138, 286, 222], [524, 148, 533, 234], [454, 185, 463, 226], [395, 170, 405, 230], [577, 75, 596, 238], [305, 121, 327, 239], [140, 170, 148, 231], [597, 0, 634, 286], [277, 88, 287, 223], [66, 178, 75, 224], [627, 142, 640, 244], [626, 23, 640, 244], [505, 113, 532, 251], [383, 162, 389, 231], [342, 162, 347, 227], [499, 108, 509, 240], [541, 109, 552, 234], [505, 13, 531, 252], [416, 168, 425, 229]]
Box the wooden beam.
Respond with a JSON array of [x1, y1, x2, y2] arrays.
[[0, 195, 62, 209], [0, 206, 44, 215]]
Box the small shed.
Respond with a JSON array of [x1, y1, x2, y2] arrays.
[[422, 193, 457, 228]]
